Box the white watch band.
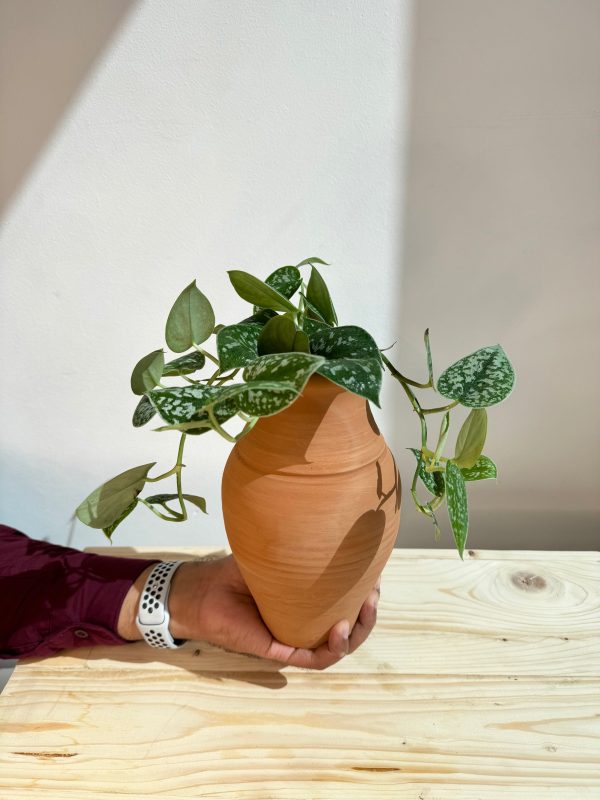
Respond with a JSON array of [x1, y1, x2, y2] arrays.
[[135, 561, 187, 649]]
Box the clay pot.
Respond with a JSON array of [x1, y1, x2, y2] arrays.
[[221, 374, 401, 649]]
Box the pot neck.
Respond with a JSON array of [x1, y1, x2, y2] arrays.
[[235, 374, 386, 475]]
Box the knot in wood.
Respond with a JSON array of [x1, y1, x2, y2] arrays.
[[511, 571, 547, 591]]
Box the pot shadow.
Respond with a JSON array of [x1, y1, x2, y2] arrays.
[[307, 509, 386, 600]]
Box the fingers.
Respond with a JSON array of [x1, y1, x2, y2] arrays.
[[250, 574, 382, 671]]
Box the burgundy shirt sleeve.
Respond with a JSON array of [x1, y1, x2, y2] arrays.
[[0, 524, 160, 659]]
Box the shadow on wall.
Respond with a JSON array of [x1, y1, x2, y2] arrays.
[[394, 0, 600, 550], [0, 0, 138, 215]]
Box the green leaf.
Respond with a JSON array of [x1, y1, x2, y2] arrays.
[[306, 266, 337, 326], [296, 256, 329, 267], [145, 493, 208, 514], [257, 315, 297, 355], [238, 308, 277, 326], [162, 351, 206, 377], [148, 384, 237, 427], [227, 352, 325, 416], [102, 499, 138, 541], [293, 330, 310, 353], [303, 317, 330, 336], [309, 325, 383, 405], [165, 281, 215, 352], [264, 265, 302, 299], [216, 323, 261, 371], [76, 463, 156, 529], [132, 395, 157, 428], [461, 455, 497, 481], [409, 449, 445, 496], [130, 349, 164, 395], [438, 345, 515, 408], [454, 408, 487, 468], [304, 298, 329, 324], [228, 270, 297, 313], [445, 461, 469, 558]]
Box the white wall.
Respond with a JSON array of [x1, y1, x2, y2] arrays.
[[0, 0, 414, 550], [1, 0, 598, 553], [391, 0, 600, 550]]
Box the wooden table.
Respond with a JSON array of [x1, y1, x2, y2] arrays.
[[1, 547, 599, 798]]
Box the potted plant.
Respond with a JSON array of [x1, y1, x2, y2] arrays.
[[76, 257, 515, 648]]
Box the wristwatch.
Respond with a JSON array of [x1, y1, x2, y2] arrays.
[[135, 561, 187, 649]]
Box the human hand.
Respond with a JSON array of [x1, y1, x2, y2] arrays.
[[120, 555, 380, 670]]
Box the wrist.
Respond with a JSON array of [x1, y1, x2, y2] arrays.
[[167, 560, 210, 640], [116, 563, 155, 640]]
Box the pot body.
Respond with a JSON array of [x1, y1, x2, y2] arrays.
[[221, 374, 401, 648]]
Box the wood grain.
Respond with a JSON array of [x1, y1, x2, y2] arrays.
[[0, 548, 598, 798]]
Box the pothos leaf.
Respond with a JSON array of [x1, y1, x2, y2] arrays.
[[461, 455, 497, 481], [162, 351, 206, 376], [309, 325, 383, 405], [76, 462, 156, 530], [130, 349, 164, 395], [102, 499, 138, 541], [145, 493, 208, 514], [257, 315, 297, 355], [216, 323, 261, 371], [306, 266, 337, 326], [438, 345, 515, 407], [132, 394, 157, 427], [454, 408, 487, 468], [409, 448, 445, 496], [148, 384, 237, 427], [264, 266, 302, 299], [165, 281, 215, 352], [296, 256, 330, 267], [228, 270, 297, 313], [445, 461, 469, 558]]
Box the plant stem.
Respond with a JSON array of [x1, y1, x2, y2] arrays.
[[198, 347, 220, 366], [139, 497, 182, 522], [432, 412, 450, 465], [422, 400, 459, 415], [175, 433, 187, 521], [382, 353, 428, 450], [146, 465, 181, 483], [207, 406, 237, 443], [381, 352, 432, 390]]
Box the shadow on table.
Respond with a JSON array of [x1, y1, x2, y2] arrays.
[[55, 547, 289, 689]]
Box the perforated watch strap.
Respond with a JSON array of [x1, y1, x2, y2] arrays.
[[135, 561, 186, 649]]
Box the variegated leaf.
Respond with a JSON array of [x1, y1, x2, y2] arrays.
[[216, 323, 261, 371], [162, 351, 205, 376], [253, 266, 302, 314], [461, 455, 497, 481], [409, 448, 445, 496], [76, 462, 156, 530], [132, 395, 157, 428], [209, 379, 300, 418], [445, 460, 469, 558], [309, 325, 383, 405], [147, 384, 237, 429], [303, 317, 330, 336], [438, 345, 515, 407]]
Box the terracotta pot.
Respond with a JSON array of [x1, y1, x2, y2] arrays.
[[221, 374, 401, 649]]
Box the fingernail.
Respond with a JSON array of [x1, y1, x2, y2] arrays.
[[341, 621, 350, 640], [373, 594, 379, 610]]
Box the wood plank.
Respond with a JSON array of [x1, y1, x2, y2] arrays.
[[1, 674, 598, 796], [0, 548, 598, 798]]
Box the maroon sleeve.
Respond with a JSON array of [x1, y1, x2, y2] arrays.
[[0, 524, 160, 659]]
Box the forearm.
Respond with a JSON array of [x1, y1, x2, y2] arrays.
[[0, 525, 159, 659]]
